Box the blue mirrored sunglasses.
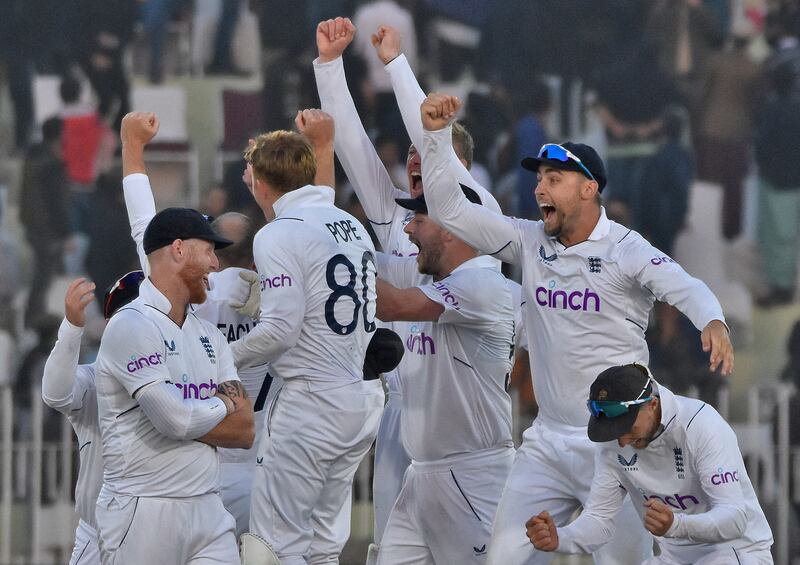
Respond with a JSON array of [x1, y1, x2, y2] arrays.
[[587, 396, 653, 419], [538, 143, 595, 181]]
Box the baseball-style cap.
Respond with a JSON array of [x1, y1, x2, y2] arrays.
[[363, 328, 405, 381], [143, 207, 233, 255], [521, 142, 607, 191], [103, 270, 145, 319], [395, 183, 482, 213], [587, 364, 655, 442]]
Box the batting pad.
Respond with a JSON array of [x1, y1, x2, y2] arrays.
[[240, 532, 282, 565]]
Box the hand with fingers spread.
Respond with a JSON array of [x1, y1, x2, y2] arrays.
[[371, 24, 401, 65], [700, 319, 734, 376], [420, 92, 462, 132], [644, 498, 674, 536], [525, 511, 559, 551], [65, 278, 97, 328], [295, 109, 335, 151], [316, 17, 356, 63], [120, 111, 159, 147]]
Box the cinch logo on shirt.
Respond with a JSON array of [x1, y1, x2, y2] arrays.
[[173, 375, 218, 399], [127, 352, 164, 373], [406, 331, 436, 355], [650, 256, 676, 266], [433, 282, 460, 310], [261, 274, 292, 290], [641, 491, 700, 510], [535, 281, 601, 312], [711, 468, 740, 485]]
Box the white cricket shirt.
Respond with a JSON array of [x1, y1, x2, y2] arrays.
[[42, 319, 102, 528], [378, 254, 515, 462], [558, 385, 773, 562], [230, 185, 378, 390], [95, 278, 240, 497], [123, 172, 273, 463], [421, 126, 726, 429]]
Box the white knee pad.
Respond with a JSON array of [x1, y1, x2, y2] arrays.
[[366, 543, 379, 565], [240, 532, 282, 565]]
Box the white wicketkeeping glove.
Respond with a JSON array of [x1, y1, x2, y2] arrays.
[[229, 270, 261, 319]]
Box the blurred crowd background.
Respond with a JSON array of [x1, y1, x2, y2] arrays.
[[1, 0, 800, 563]]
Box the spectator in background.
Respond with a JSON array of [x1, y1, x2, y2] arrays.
[[0, 0, 36, 150], [754, 65, 800, 307], [593, 41, 680, 229], [763, 6, 800, 99], [139, 0, 181, 84], [19, 118, 72, 328], [638, 107, 693, 257], [206, 0, 249, 76], [375, 133, 409, 191], [353, 0, 417, 143], [85, 172, 139, 304], [695, 20, 761, 242], [75, 0, 137, 131], [513, 79, 552, 219]]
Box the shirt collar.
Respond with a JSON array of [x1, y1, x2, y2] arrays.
[[272, 185, 335, 218], [139, 277, 180, 317], [451, 255, 495, 275], [548, 206, 611, 245], [648, 384, 679, 446]]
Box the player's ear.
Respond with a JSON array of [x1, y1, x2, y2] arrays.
[[581, 179, 599, 201]]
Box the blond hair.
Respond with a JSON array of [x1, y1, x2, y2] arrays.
[[244, 130, 316, 193]]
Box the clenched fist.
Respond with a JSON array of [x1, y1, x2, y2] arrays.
[[644, 498, 674, 536], [420, 93, 461, 132], [525, 511, 559, 552], [121, 111, 159, 147], [317, 17, 356, 63], [295, 109, 334, 150], [371, 25, 401, 65]]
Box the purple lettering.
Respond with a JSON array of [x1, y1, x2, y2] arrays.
[[583, 289, 600, 312], [568, 291, 582, 310], [534, 286, 602, 312], [536, 287, 548, 306], [551, 290, 568, 309], [126, 352, 164, 373]]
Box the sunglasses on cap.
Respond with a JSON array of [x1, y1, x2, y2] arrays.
[[538, 143, 596, 182], [587, 366, 654, 419]]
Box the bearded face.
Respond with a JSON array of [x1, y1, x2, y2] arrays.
[[177, 241, 216, 304]]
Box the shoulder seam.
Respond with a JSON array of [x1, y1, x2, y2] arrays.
[[686, 404, 707, 429]]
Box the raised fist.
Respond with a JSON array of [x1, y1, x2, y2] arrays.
[[371, 25, 401, 65], [525, 511, 559, 552], [317, 17, 356, 63], [295, 109, 335, 149], [120, 111, 159, 146], [420, 93, 461, 132]]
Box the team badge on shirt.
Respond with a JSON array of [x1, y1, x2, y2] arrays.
[[674, 447, 685, 479], [588, 256, 602, 273], [199, 336, 216, 364]]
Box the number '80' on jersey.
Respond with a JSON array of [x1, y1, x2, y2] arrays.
[[251, 186, 377, 389]]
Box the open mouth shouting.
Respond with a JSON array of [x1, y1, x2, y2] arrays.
[[539, 202, 556, 222], [410, 171, 423, 196]]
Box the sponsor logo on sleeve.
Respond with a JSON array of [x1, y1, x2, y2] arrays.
[[173, 373, 218, 399], [126, 352, 164, 373], [260, 274, 292, 290], [535, 280, 601, 312], [711, 468, 740, 485], [650, 255, 677, 266], [433, 282, 460, 310]]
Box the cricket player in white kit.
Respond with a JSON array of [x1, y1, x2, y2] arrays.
[[375, 185, 515, 564], [119, 111, 279, 536], [527, 364, 773, 564], [313, 20, 503, 562], [42, 273, 144, 565], [417, 93, 735, 565], [230, 128, 383, 564]]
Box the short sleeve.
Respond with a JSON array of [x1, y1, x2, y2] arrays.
[[98, 309, 170, 398], [417, 269, 508, 327]]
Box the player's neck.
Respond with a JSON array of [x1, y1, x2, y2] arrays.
[[558, 206, 601, 247], [149, 273, 190, 326], [435, 248, 478, 280]]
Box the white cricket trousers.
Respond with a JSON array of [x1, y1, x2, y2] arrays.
[[378, 446, 514, 565], [646, 547, 774, 564], [220, 461, 255, 538], [249, 378, 384, 565], [96, 491, 239, 564], [487, 419, 653, 565], [372, 390, 411, 546], [70, 519, 100, 565]]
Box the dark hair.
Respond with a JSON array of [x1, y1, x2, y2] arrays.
[[59, 76, 81, 104], [41, 117, 63, 143], [211, 212, 256, 269]]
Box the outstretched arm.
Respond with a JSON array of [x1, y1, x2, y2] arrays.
[[420, 94, 526, 265], [313, 17, 404, 251], [296, 108, 335, 189], [377, 26, 499, 212], [120, 112, 159, 275]]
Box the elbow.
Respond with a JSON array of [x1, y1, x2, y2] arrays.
[[725, 506, 748, 539]]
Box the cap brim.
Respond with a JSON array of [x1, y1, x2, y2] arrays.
[[521, 156, 586, 175], [395, 197, 427, 213], [205, 234, 234, 249], [587, 406, 640, 443]]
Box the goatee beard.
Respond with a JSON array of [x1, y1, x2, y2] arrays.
[[179, 263, 208, 304]]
